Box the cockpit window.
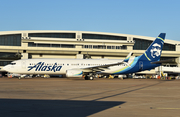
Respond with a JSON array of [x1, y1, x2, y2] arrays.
[[11, 63, 16, 65]]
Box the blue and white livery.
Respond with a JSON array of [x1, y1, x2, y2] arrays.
[[3, 33, 166, 80]]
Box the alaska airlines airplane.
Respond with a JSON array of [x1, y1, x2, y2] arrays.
[[3, 33, 166, 80]]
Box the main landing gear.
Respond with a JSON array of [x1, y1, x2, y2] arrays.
[[84, 73, 94, 80]]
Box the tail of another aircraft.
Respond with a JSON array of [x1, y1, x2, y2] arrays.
[[139, 33, 166, 62]]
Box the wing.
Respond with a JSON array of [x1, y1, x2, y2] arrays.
[[83, 52, 133, 72], [71, 51, 133, 73], [80, 61, 126, 73]]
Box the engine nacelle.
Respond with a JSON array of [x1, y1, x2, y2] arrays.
[[66, 69, 83, 77]]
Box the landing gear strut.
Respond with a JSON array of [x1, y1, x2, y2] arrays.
[[84, 73, 94, 80]]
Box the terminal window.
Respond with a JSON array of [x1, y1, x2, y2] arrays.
[[0, 52, 20, 59], [0, 34, 21, 46], [133, 38, 152, 50], [0, 61, 12, 66], [133, 38, 175, 51], [163, 43, 175, 51], [83, 45, 127, 50], [28, 33, 76, 38], [82, 34, 127, 40], [28, 42, 75, 48]]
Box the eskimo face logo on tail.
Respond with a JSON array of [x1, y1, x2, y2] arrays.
[[28, 62, 62, 72], [150, 43, 161, 58]]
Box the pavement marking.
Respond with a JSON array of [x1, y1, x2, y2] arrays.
[[150, 107, 180, 109]]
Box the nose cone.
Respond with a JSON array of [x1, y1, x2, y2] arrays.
[[3, 65, 10, 72]]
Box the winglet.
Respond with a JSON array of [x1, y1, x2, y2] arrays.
[[124, 51, 133, 62]]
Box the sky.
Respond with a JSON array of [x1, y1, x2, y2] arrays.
[[0, 0, 180, 41]]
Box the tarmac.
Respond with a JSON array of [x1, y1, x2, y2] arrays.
[[0, 77, 180, 117]]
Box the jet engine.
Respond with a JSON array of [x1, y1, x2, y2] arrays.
[[66, 69, 83, 77]]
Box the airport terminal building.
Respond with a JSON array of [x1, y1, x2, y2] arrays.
[[0, 30, 180, 76]]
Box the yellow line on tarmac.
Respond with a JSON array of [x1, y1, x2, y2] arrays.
[[150, 107, 180, 109]]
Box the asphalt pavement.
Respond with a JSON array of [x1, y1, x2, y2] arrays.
[[0, 77, 180, 117]]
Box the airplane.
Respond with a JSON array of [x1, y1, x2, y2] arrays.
[[3, 33, 166, 80]]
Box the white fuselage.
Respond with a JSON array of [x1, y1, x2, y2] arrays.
[[3, 58, 129, 75]]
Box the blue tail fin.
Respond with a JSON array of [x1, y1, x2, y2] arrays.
[[139, 33, 166, 62]]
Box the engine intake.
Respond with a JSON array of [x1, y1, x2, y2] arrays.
[[66, 69, 83, 77]]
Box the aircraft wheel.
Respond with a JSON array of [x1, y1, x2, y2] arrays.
[[89, 76, 94, 80]]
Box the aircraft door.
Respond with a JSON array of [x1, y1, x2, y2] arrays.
[[139, 61, 143, 70], [22, 60, 26, 69]]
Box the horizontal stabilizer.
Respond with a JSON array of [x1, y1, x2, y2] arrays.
[[151, 59, 174, 64]]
